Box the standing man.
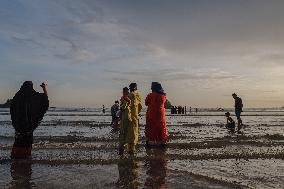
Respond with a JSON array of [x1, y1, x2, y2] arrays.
[[232, 93, 243, 132], [10, 81, 49, 159]]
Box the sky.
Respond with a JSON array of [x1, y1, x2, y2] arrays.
[[1, 0, 284, 108]]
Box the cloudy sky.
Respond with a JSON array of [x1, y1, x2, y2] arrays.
[[1, 0, 284, 108]]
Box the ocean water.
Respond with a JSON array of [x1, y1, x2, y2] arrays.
[[0, 108, 283, 189]]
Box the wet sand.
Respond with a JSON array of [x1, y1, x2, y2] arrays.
[[0, 108, 284, 188]]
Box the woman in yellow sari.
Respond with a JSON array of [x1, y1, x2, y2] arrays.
[[128, 83, 142, 154], [118, 87, 132, 155], [118, 84, 142, 155]]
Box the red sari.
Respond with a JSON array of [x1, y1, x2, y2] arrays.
[[145, 92, 167, 143]]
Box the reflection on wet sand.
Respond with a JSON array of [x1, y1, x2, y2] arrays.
[[116, 157, 140, 189], [1, 108, 284, 188], [145, 148, 168, 189], [10, 160, 33, 189]]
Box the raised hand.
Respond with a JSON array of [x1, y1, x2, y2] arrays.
[[40, 82, 48, 96]]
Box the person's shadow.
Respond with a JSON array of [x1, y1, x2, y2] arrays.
[[116, 157, 140, 189], [9, 159, 33, 189], [144, 148, 168, 189]]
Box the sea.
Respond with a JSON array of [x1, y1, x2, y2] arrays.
[[0, 107, 283, 189]]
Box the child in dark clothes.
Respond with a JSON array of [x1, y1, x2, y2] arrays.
[[225, 112, 235, 132]]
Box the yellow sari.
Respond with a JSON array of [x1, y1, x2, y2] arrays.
[[128, 91, 142, 146], [119, 96, 132, 145]]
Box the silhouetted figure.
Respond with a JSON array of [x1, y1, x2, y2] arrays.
[[195, 108, 198, 113], [184, 106, 187, 114], [225, 112, 235, 132], [10, 81, 49, 159], [232, 93, 243, 132], [174, 106, 178, 114], [102, 105, 105, 114], [177, 106, 182, 114], [111, 100, 120, 130], [189, 107, 192, 113], [171, 106, 175, 114]]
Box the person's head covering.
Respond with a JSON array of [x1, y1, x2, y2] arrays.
[[129, 83, 137, 92], [232, 93, 237, 97], [121, 87, 131, 103], [225, 112, 230, 116], [151, 82, 165, 95], [115, 100, 119, 104], [18, 81, 35, 99], [123, 87, 129, 92]]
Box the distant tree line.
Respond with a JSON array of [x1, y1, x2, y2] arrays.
[[0, 99, 12, 108], [164, 99, 172, 109]]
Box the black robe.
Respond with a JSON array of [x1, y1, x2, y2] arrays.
[[10, 89, 49, 147]]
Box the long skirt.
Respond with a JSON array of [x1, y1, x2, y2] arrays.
[[11, 132, 33, 159]]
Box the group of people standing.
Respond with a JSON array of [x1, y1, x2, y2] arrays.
[[8, 81, 243, 159], [170, 106, 186, 114], [9, 81, 168, 158], [114, 82, 167, 155]]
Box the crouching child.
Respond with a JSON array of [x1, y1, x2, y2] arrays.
[[225, 112, 235, 132]]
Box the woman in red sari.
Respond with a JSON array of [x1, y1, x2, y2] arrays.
[[145, 82, 167, 147]]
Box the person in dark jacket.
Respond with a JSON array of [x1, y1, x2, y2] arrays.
[[232, 93, 243, 132], [10, 81, 49, 159], [111, 100, 120, 129]]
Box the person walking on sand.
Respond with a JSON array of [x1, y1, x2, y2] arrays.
[[145, 82, 167, 147], [118, 87, 132, 155], [111, 100, 120, 129], [232, 93, 243, 132], [10, 81, 49, 159]]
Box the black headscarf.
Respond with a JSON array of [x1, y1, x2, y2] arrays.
[[129, 83, 137, 92], [18, 81, 35, 100], [10, 81, 49, 133], [151, 82, 166, 95]]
